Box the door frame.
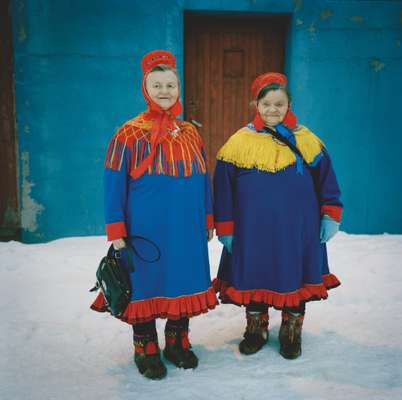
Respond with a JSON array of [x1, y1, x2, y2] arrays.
[[0, 0, 20, 241], [183, 12, 291, 171]]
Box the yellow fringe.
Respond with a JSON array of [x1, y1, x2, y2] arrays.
[[216, 125, 323, 173]]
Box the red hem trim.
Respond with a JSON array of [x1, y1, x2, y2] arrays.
[[212, 274, 340, 309], [321, 205, 342, 223], [215, 221, 234, 236], [206, 214, 214, 230], [106, 221, 127, 241], [90, 287, 218, 325]]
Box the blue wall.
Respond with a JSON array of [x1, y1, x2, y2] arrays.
[[11, 0, 402, 242]]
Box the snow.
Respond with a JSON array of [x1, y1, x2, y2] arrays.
[[1, 232, 402, 400]]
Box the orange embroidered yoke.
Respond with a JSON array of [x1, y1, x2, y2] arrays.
[[105, 113, 207, 178]]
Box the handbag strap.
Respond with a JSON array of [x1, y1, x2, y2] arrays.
[[110, 246, 136, 273], [110, 235, 161, 273], [127, 235, 161, 263], [263, 126, 308, 165]]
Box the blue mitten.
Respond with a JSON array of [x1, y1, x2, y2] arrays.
[[218, 235, 234, 253], [320, 215, 340, 243]]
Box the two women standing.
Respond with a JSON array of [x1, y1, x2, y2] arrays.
[[91, 50, 343, 380]]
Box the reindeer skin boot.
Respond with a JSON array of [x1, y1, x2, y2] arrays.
[[239, 311, 269, 355], [134, 334, 167, 380], [164, 325, 199, 369], [279, 311, 304, 359]]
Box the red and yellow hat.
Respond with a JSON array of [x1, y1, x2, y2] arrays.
[[251, 72, 288, 99], [141, 50, 177, 76], [251, 72, 297, 129]]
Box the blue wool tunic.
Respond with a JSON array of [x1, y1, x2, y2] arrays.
[[213, 124, 342, 307], [91, 116, 217, 324], [104, 148, 214, 301]]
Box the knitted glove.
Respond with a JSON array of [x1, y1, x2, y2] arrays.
[[218, 235, 234, 253], [320, 215, 340, 243]]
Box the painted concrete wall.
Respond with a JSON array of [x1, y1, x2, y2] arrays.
[[11, 0, 402, 242]]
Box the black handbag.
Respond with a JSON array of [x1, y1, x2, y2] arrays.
[[90, 236, 160, 317]]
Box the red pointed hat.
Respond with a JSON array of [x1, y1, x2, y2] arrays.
[[251, 72, 297, 130]]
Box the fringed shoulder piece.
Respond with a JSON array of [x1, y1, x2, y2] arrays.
[[135, 119, 207, 178], [125, 112, 154, 131], [104, 115, 207, 177], [178, 120, 206, 149], [293, 125, 324, 163], [104, 116, 148, 171], [217, 125, 323, 173]]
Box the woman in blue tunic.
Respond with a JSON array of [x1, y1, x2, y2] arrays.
[[91, 50, 217, 379], [213, 72, 343, 359]]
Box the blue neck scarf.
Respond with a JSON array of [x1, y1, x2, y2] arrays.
[[248, 122, 304, 175], [265, 123, 304, 175]]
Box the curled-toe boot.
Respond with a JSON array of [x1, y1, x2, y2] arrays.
[[279, 312, 304, 359], [134, 334, 167, 380], [163, 328, 198, 369], [238, 311, 269, 355]]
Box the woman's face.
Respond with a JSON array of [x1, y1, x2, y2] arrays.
[[257, 89, 289, 128], [145, 70, 179, 110]]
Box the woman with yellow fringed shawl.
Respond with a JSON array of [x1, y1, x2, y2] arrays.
[[213, 72, 343, 359], [91, 50, 218, 380]]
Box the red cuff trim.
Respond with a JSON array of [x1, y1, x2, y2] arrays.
[[106, 221, 127, 241], [215, 221, 234, 236], [90, 287, 218, 325], [212, 274, 340, 309], [206, 214, 214, 230], [321, 205, 342, 222]]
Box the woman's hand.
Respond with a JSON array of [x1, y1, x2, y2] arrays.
[[207, 229, 214, 242], [218, 235, 234, 253], [112, 238, 126, 250], [320, 215, 339, 243]]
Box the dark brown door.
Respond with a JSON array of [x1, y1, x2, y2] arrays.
[[0, 0, 20, 241], [184, 13, 290, 172]]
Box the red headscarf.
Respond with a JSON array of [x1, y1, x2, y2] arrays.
[[132, 50, 182, 179], [251, 72, 297, 131]]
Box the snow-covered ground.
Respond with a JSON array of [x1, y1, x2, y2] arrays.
[[1, 232, 402, 400]]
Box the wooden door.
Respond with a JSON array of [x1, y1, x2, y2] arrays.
[[0, 0, 20, 241], [184, 13, 290, 172]]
